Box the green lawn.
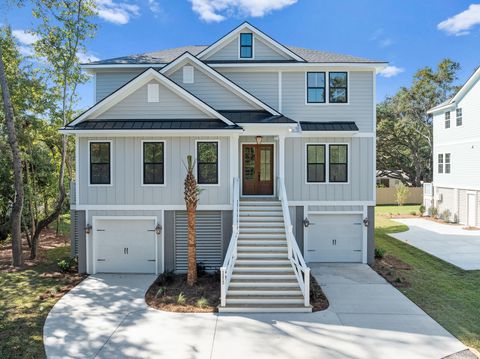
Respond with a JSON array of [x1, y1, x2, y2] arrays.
[[375, 207, 480, 351], [0, 245, 82, 359]]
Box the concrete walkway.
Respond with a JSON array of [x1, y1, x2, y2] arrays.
[[391, 218, 480, 270], [44, 267, 467, 359]]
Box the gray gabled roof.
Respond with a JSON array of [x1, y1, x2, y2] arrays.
[[300, 121, 358, 131], [219, 110, 296, 124], [85, 45, 385, 65]]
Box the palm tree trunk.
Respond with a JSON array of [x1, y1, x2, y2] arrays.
[[187, 207, 197, 285]]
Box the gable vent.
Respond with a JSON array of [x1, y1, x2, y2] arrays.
[[147, 83, 159, 102], [183, 66, 194, 84], [174, 211, 222, 272]]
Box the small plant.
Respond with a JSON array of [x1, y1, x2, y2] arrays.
[[442, 209, 451, 222], [177, 292, 186, 305], [428, 206, 438, 218], [155, 287, 166, 298], [57, 256, 77, 272], [410, 211, 417, 216], [419, 205, 426, 216], [375, 247, 386, 259], [395, 183, 409, 206], [196, 297, 209, 308]]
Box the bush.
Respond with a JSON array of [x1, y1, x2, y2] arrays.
[[155, 287, 166, 298], [419, 205, 426, 216], [196, 297, 208, 308], [395, 183, 410, 206], [177, 292, 186, 305], [442, 209, 451, 222], [375, 247, 386, 259], [410, 211, 417, 216], [428, 206, 438, 218], [57, 256, 77, 272]]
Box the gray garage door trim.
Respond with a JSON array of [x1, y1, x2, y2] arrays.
[[174, 211, 223, 272]]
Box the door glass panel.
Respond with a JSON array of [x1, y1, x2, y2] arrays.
[[244, 146, 255, 180], [260, 148, 271, 181]]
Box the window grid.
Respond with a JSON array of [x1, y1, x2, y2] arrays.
[[90, 142, 110, 185], [456, 108, 462, 126], [445, 112, 450, 128], [329, 144, 348, 182], [306, 72, 326, 103], [197, 142, 219, 185], [143, 142, 164, 185], [445, 153, 451, 174], [329, 72, 348, 103], [306, 144, 326, 183], [240, 33, 253, 59], [438, 154, 444, 174]]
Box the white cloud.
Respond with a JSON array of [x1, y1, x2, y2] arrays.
[[12, 30, 39, 45], [148, 0, 162, 15], [370, 28, 393, 48], [379, 38, 393, 48], [437, 4, 480, 36], [77, 52, 100, 63], [189, 0, 297, 22], [379, 65, 405, 78], [96, 0, 140, 25]]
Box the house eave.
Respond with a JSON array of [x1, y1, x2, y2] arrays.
[[59, 128, 245, 136]]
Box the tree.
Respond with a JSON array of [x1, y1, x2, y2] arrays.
[[0, 32, 24, 267], [28, 0, 96, 258], [184, 155, 200, 285], [377, 59, 461, 186], [395, 183, 409, 206]]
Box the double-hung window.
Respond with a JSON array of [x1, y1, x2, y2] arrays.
[[239, 33, 253, 59], [143, 142, 164, 185], [90, 142, 111, 185], [329, 72, 348, 103], [445, 112, 450, 128], [306, 72, 326, 103], [306, 145, 326, 182], [438, 154, 444, 173], [445, 153, 451, 174], [456, 108, 462, 126], [197, 141, 218, 184], [329, 144, 348, 182]]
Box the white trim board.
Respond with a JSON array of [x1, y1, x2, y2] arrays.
[[75, 204, 234, 210]]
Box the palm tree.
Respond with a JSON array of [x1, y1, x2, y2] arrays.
[[184, 155, 200, 285]]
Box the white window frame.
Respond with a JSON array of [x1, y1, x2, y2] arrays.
[[238, 32, 255, 60], [141, 140, 166, 187], [147, 83, 159, 103], [88, 140, 113, 187], [456, 108, 462, 126], [195, 140, 221, 187], [444, 111, 450, 129], [183, 66, 194, 84], [305, 71, 350, 105], [304, 142, 350, 185], [445, 153, 451, 174], [438, 153, 444, 174]]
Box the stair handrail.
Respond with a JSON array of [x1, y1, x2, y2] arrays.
[[220, 177, 240, 307], [277, 176, 310, 307]]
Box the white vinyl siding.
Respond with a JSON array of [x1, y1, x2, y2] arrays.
[[183, 66, 194, 83], [95, 70, 145, 102], [147, 84, 159, 102]]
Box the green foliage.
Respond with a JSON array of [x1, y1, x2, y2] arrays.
[[176, 292, 186, 305], [155, 287, 166, 298], [57, 256, 77, 272], [419, 205, 426, 216], [377, 59, 461, 186], [196, 297, 208, 308], [428, 206, 438, 218], [441, 209, 451, 222], [409, 211, 417, 216], [375, 247, 386, 259], [395, 183, 410, 206]]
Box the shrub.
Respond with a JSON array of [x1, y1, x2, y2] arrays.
[[410, 211, 417, 216], [177, 292, 186, 305], [155, 287, 166, 298], [442, 209, 451, 222], [196, 297, 209, 308], [419, 205, 426, 216], [375, 247, 386, 259], [57, 256, 77, 272], [428, 206, 438, 218], [395, 183, 410, 206]]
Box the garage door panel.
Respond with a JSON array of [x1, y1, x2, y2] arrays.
[[306, 214, 363, 263]]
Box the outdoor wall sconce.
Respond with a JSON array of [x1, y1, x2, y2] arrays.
[[155, 223, 163, 235], [363, 218, 369, 227], [256, 135, 263, 145], [85, 224, 92, 235]]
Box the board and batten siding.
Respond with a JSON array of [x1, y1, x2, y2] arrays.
[[95, 70, 145, 102], [169, 66, 257, 110], [218, 71, 279, 109], [284, 137, 374, 202], [281, 71, 374, 132], [78, 136, 230, 206], [95, 80, 213, 120]]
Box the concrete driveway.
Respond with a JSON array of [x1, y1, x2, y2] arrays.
[[44, 267, 468, 359], [391, 218, 480, 270]]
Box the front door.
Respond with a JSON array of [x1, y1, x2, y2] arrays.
[[242, 144, 274, 195]]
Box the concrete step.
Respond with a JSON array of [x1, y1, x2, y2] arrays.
[[228, 287, 302, 296], [240, 208, 283, 214], [231, 272, 297, 280], [229, 279, 299, 287], [237, 252, 288, 259], [226, 295, 304, 305], [240, 201, 281, 206], [237, 240, 287, 246], [240, 227, 286, 234], [218, 304, 312, 313], [239, 233, 286, 239], [235, 259, 291, 266], [240, 222, 285, 228], [237, 245, 287, 252]]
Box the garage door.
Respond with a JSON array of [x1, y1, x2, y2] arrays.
[[94, 217, 156, 273], [306, 214, 363, 263]]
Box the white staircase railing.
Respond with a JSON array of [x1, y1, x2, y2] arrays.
[[220, 177, 240, 307], [277, 177, 311, 307]]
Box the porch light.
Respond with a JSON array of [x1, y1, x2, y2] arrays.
[[256, 136, 263, 145], [363, 218, 369, 227], [155, 223, 163, 235], [85, 224, 92, 235]]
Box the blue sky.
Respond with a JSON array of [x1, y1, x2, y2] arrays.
[[3, 0, 480, 111]]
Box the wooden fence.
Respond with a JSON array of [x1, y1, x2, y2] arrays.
[[376, 187, 423, 205]]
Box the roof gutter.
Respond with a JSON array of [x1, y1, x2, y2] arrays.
[[59, 128, 245, 136]]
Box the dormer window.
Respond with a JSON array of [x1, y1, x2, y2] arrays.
[[240, 33, 253, 59]]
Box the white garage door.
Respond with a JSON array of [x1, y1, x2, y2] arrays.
[[306, 214, 363, 263], [94, 217, 156, 273]]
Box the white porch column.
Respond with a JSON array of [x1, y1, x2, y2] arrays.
[[278, 134, 285, 180], [230, 134, 239, 204]]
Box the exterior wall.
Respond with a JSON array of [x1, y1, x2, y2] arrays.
[[376, 187, 423, 205], [217, 71, 279, 109], [169, 66, 257, 110], [95, 80, 213, 120], [431, 186, 480, 225], [205, 35, 290, 62], [284, 136, 374, 202], [367, 206, 375, 264], [164, 210, 175, 271], [95, 70, 145, 102], [70, 210, 86, 273], [435, 187, 456, 221], [78, 136, 231, 206]]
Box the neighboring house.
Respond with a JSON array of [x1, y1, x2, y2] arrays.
[[64, 22, 386, 311], [426, 66, 480, 226], [376, 171, 423, 205]]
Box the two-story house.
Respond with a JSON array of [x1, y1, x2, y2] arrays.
[[64, 23, 386, 311], [426, 67, 480, 227]]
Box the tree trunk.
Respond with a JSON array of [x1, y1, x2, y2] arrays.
[[0, 44, 24, 267], [187, 207, 197, 285]]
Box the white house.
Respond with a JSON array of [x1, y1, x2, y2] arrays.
[[426, 66, 480, 226]]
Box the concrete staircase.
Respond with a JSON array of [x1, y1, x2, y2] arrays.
[[219, 199, 311, 312]]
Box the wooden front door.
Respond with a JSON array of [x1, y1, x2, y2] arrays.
[[242, 144, 274, 195]]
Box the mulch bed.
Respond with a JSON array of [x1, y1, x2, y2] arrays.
[[146, 272, 220, 313], [310, 274, 329, 312], [372, 254, 412, 288]]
